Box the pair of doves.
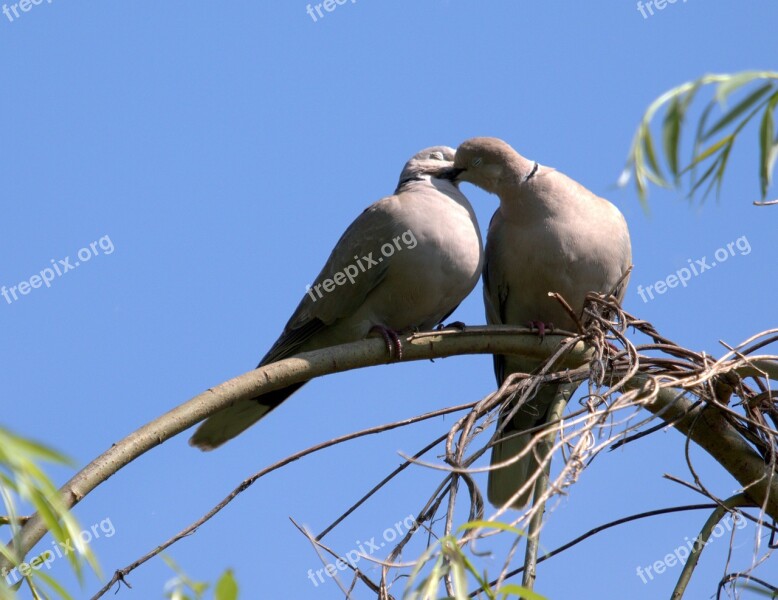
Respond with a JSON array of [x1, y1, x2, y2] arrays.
[[190, 137, 632, 509]]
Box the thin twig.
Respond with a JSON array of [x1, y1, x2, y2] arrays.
[[89, 402, 474, 600], [671, 493, 751, 600]]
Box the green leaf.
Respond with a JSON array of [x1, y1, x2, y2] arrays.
[[214, 569, 238, 600], [682, 134, 734, 174], [759, 91, 778, 198], [643, 120, 663, 179], [688, 151, 724, 198], [0, 429, 72, 466], [693, 101, 716, 156], [662, 96, 683, 177], [621, 71, 778, 205], [704, 82, 774, 141], [628, 125, 668, 190], [421, 553, 445, 600], [711, 138, 734, 200], [457, 520, 526, 538], [446, 551, 468, 600], [0, 428, 103, 600], [0, 538, 20, 566], [161, 555, 210, 600], [28, 491, 81, 582], [714, 71, 769, 105], [31, 568, 75, 600], [405, 538, 439, 592], [496, 583, 549, 600]]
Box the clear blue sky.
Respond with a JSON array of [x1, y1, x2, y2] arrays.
[[2, 2, 776, 599]]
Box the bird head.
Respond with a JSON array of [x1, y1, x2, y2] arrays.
[[396, 146, 460, 188], [453, 137, 534, 194]]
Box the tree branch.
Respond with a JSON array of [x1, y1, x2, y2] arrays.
[[2, 323, 777, 581], [0, 327, 587, 574]]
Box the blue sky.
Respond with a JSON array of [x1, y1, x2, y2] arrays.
[[1, 1, 776, 599]]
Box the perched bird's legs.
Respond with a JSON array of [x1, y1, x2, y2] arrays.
[[527, 320, 554, 340], [369, 325, 403, 361], [435, 320, 467, 331]]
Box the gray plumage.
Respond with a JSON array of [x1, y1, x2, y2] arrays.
[[453, 137, 632, 508], [190, 146, 484, 450]]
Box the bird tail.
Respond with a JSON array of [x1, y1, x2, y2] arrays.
[[189, 382, 306, 451], [487, 383, 574, 509]]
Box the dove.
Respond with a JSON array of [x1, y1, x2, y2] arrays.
[[453, 137, 632, 507], [190, 146, 484, 450]]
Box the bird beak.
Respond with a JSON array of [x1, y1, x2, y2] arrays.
[[437, 166, 465, 181]]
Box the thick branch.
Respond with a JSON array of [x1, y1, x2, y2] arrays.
[[1, 326, 776, 575], [627, 374, 778, 518], [0, 327, 586, 572]]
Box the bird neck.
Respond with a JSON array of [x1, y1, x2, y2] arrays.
[[505, 152, 538, 183], [495, 165, 554, 223]]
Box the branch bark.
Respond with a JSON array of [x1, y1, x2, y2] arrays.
[[1, 325, 776, 575], [626, 374, 778, 519]]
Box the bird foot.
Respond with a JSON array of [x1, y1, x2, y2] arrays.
[[369, 325, 403, 361], [435, 320, 467, 331], [527, 320, 554, 340]]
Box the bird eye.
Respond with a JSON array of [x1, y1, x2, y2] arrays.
[[428, 151, 445, 161], [472, 157, 483, 167]]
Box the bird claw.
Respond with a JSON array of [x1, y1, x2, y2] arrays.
[[527, 320, 554, 340], [369, 325, 403, 361], [436, 320, 467, 331]]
